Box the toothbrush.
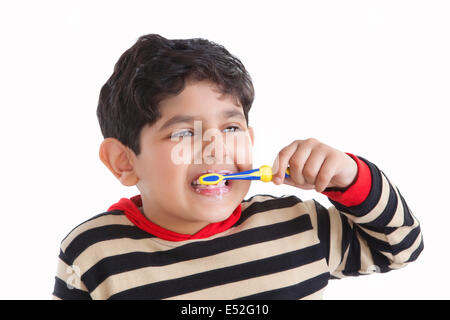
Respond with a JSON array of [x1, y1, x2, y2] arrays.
[[198, 166, 291, 185]]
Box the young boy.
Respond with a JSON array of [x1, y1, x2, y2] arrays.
[[52, 34, 423, 300]]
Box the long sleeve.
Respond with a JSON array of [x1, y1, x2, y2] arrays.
[[307, 153, 424, 279], [52, 249, 92, 300]]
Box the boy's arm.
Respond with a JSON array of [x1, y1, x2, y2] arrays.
[[52, 249, 92, 300], [307, 154, 423, 278]]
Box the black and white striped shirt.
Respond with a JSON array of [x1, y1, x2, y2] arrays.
[[52, 156, 423, 299]]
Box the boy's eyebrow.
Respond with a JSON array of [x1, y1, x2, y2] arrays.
[[158, 115, 194, 132], [223, 109, 246, 121], [158, 109, 245, 131]]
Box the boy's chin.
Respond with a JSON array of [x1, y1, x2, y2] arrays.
[[194, 201, 241, 223]]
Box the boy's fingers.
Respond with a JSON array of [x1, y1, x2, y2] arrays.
[[283, 177, 316, 189], [302, 148, 327, 187], [315, 155, 337, 192], [272, 141, 299, 184], [287, 143, 312, 186]]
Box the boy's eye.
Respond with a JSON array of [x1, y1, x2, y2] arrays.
[[223, 126, 241, 133], [170, 126, 241, 139], [171, 130, 193, 138]]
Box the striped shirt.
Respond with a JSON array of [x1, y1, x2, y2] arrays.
[[52, 155, 423, 299]]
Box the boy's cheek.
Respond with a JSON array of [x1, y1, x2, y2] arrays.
[[229, 132, 253, 169], [134, 147, 177, 185]]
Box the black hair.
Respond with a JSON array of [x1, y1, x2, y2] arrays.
[[97, 33, 255, 155]]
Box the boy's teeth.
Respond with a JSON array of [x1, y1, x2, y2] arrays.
[[191, 179, 227, 188]]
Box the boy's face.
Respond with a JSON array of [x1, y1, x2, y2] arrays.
[[132, 80, 254, 235]]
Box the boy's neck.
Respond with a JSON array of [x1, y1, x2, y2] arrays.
[[138, 205, 210, 236]]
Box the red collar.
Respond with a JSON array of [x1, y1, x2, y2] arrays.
[[108, 195, 242, 242]]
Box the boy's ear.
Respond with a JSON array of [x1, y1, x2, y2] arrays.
[[99, 138, 139, 186]]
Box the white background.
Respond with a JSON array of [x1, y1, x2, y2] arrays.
[[0, 0, 448, 299]]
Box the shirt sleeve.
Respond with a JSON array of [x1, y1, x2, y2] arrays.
[[306, 153, 424, 279], [52, 248, 92, 300]]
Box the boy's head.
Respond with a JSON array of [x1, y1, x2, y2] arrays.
[[97, 34, 256, 234]]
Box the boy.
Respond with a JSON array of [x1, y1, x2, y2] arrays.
[[52, 34, 423, 300]]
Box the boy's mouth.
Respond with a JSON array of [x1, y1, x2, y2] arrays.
[[190, 169, 234, 197]]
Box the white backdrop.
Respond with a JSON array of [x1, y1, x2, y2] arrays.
[[0, 0, 448, 299]]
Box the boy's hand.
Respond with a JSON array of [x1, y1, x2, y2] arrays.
[[272, 138, 358, 193]]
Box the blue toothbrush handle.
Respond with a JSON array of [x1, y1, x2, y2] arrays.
[[223, 167, 291, 181], [285, 166, 291, 178]]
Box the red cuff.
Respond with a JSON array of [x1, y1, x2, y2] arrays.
[[321, 153, 372, 207]]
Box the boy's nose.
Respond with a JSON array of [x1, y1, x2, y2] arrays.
[[201, 134, 233, 165]]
